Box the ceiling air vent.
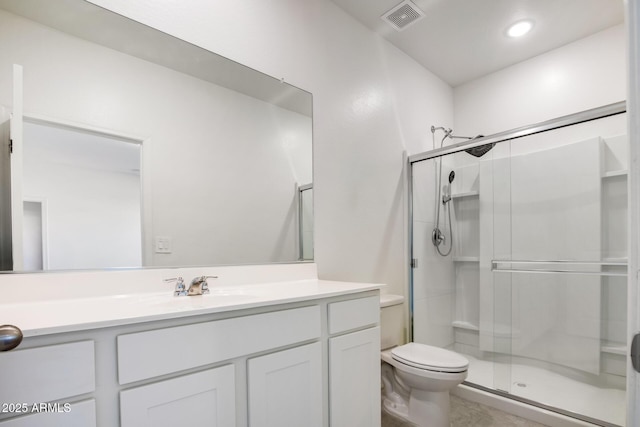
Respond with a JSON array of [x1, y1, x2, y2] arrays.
[[381, 0, 425, 32]]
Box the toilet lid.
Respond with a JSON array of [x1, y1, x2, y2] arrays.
[[391, 343, 469, 373]]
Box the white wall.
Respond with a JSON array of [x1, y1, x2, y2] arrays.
[[22, 122, 142, 270], [0, 9, 314, 268], [79, 0, 454, 295], [454, 24, 626, 137]]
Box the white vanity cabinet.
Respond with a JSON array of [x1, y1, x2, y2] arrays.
[[0, 289, 380, 427], [327, 296, 381, 427], [117, 305, 321, 427]]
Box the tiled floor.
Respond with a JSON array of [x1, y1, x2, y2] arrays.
[[381, 395, 550, 427]]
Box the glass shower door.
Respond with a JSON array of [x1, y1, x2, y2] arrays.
[[409, 108, 628, 427], [486, 119, 628, 426]]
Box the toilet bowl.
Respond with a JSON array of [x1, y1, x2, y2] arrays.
[[380, 295, 468, 427]]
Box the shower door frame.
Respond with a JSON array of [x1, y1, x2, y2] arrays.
[[407, 100, 629, 426]]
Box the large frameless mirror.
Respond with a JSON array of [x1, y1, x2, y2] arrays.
[[0, 0, 313, 272]]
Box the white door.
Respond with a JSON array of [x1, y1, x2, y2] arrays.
[[248, 342, 323, 427], [119, 365, 235, 427], [329, 327, 381, 427], [9, 64, 24, 270]]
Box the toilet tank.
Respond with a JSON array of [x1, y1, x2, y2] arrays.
[[380, 294, 405, 350]]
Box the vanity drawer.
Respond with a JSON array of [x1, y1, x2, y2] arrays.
[[117, 305, 321, 384], [0, 341, 95, 404], [328, 296, 379, 335]]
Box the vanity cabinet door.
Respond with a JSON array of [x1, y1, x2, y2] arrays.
[[329, 327, 381, 427], [120, 365, 235, 427], [248, 342, 322, 427]]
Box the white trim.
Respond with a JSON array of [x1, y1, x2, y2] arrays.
[[22, 112, 147, 144], [10, 64, 24, 270]]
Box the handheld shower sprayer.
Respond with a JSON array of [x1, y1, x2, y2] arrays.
[[442, 171, 455, 204]]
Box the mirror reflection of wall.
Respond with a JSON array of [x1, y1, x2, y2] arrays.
[[298, 184, 313, 261], [0, 0, 313, 271], [22, 121, 142, 270]]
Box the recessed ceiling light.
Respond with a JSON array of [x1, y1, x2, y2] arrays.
[[507, 20, 533, 38]]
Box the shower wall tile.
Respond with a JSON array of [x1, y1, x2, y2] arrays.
[[454, 342, 480, 359], [412, 221, 455, 300], [451, 163, 479, 195], [603, 134, 629, 172], [454, 328, 479, 347], [452, 196, 479, 258], [413, 294, 455, 348], [602, 276, 627, 344], [601, 352, 626, 377], [602, 175, 628, 259], [454, 262, 480, 326]]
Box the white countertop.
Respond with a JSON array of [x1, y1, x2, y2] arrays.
[[2, 279, 383, 337]]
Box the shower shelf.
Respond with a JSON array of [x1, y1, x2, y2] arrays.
[[452, 320, 479, 331], [451, 190, 479, 199], [453, 256, 479, 262], [601, 344, 626, 356], [602, 169, 628, 178]]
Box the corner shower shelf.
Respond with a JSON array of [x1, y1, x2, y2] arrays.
[[453, 256, 479, 262], [602, 169, 628, 178], [452, 321, 479, 331], [601, 344, 626, 356], [451, 190, 479, 199]]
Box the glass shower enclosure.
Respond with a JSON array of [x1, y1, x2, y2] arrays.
[[409, 102, 628, 426]]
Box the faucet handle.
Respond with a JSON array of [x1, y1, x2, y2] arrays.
[[198, 276, 218, 295], [165, 277, 187, 296]]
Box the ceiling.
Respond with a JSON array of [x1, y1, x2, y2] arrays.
[[331, 0, 624, 87]]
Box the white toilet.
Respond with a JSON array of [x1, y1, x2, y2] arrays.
[[380, 295, 469, 427]]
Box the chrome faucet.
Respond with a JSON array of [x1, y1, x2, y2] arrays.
[[164, 277, 187, 296], [165, 275, 218, 296], [187, 276, 218, 296]]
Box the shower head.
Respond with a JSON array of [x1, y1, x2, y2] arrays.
[[431, 126, 492, 156], [448, 170, 455, 184], [463, 135, 495, 157]]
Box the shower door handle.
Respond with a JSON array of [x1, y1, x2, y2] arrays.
[[632, 333, 640, 373]]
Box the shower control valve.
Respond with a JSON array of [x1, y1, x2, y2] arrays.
[[432, 228, 445, 247]]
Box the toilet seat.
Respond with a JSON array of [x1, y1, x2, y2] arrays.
[[391, 343, 468, 373]]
